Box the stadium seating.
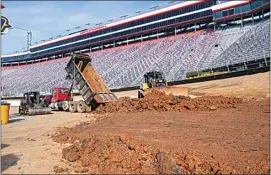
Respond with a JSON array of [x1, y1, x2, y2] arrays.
[[200, 19, 270, 70], [1, 19, 270, 96]]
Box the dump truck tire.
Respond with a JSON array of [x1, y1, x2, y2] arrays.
[[77, 100, 86, 113], [19, 107, 24, 115], [62, 101, 69, 111], [69, 102, 77, 113]]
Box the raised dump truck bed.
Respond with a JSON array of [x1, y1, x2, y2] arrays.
[[63, 54, 118, 112]]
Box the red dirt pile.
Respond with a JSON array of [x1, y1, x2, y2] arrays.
[[52, 131, 222, 174], [94, 90, 242, 114]]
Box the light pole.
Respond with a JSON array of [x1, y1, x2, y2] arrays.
[[11, 27, 32, 51], [96, 22, 102, 26], [120, 15, 128, 19], [150, 6, 159, 10], [135, 11, 142, 15]]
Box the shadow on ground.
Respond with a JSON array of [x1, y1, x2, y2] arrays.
[[1, 154, 20, 172], [1, 144, 10, 149], [8, 119, 25, 124]]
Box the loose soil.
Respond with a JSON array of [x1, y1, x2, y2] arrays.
[[94, 90, 243, 114], [52, 95, 270, 174]]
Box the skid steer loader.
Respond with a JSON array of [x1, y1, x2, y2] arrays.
[[138, 71, 188, 98], [19, 91, 51, 116]]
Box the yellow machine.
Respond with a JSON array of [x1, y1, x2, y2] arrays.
[[138, 71, 189, 98]]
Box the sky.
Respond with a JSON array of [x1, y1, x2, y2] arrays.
[[1, 1, 174, 55]]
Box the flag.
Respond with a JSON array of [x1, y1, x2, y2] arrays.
[[1, 16, 12, 34]]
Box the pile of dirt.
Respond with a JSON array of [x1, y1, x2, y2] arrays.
[[51, 99, 270, 174], [94, 90, 242, 114], [52, 132, 222, 174]]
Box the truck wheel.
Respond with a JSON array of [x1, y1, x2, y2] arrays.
[[19, 108, 25, 115], [62, 101, 69, 111], [77, 100, 86, 113], [69, 102, 77, 113]]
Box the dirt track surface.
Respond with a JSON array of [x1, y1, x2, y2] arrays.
[[2, 72, 270, 174], [179, 72, 270, 100], [1, 113, 92, 174]]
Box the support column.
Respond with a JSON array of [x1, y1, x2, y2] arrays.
[[252, 13, 254, 26], [226, 60, 230, 72], [262, 8, 264, 21], [241, 15, 243, 28], [194, 23, 197, 33], [264, 53, 267, 66], [174, 27, 177, 36], [243, 56, 247, 69]]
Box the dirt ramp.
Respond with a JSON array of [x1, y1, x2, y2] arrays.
[[95, 90, 242, 114], [53, 132, 222, 174]]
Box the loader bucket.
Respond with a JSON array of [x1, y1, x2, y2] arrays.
[[145, 86, 189, 97], [28, 107, 51, 116]]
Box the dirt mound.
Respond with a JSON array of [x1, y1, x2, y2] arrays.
[[51, 99, 270, 174], [94, 90, 242, 114], [53, 132, 222, 174]]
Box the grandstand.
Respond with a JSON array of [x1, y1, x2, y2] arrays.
[[1, 0, 270, 97]]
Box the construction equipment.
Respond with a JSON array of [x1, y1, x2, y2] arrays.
[[19, 91, 51, 116], [40, 94, 53, 107], [51, 53, 118, 113], [138, 71, 189, 98], [48, 87, 72, 111]]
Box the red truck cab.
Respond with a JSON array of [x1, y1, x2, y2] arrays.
[[51, 87, 73, 102]]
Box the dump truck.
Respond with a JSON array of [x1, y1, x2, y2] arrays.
[[49, 54, 118, 113], [138, 71, 189, 98]]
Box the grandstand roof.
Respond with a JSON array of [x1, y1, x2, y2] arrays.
[[212, 0, 251, 12], [1, 51, 30, 58]]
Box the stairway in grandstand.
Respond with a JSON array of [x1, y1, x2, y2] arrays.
[[1, 19, 270, 96]]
